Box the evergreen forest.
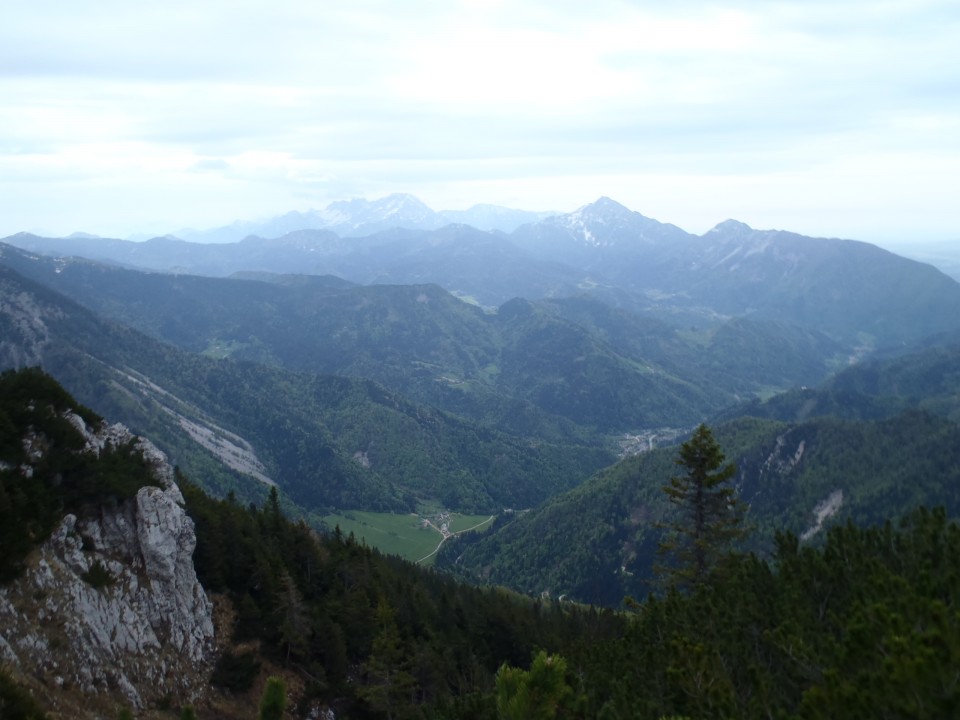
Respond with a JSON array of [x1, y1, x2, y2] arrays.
[[3, 369, 960, 718]]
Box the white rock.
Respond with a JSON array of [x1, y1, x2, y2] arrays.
[[0, 420, 215, 709]]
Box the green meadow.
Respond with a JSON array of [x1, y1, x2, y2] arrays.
[[322, 510, 495, 565]]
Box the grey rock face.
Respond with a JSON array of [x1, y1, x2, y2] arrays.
[[0, 420, 215, 709]]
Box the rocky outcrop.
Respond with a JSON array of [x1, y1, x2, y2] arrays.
[[800, 489, 845, 542], [0, 419, 215, 710], [762, 431, 806, 475], [0, 274, 61, 368]]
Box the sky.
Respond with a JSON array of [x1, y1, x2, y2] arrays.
[[2, 0, 958, 246]]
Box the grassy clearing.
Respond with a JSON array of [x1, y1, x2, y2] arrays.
[[322, 510, 495, 565]]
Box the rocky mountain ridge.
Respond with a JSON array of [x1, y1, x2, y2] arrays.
[[7, 196, 958, 350], [169, 193, 555, 243], [0, 411, 215, 714]]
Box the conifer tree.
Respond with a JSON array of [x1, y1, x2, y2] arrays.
[[258, 676, 287, 720], [495, 650, 578, 720], [275, 571, 309, 662], [358, 598, 417, 719], [657, 424, 745, 587]]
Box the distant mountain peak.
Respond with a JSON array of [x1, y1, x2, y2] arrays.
[[570, 197, 635, 222], [707, 219, 754, 236], [588, 196, 631, 212], [370, 193, 435, 220], [318, 194, 440, 234], [377, 192, 429, 208], [143, 234, 186, 244], [540, 197, 684, 249], [326, 193, 431, 213]]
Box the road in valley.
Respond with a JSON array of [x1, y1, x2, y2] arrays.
[[416, 515, 495, 563]]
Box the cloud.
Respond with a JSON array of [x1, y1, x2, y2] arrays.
[[190, 158, 231, 172], [0, 0, 958, 242]]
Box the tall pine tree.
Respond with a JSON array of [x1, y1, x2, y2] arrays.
[[657, 424, 745, 588]]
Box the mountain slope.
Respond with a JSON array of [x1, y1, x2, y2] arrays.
[[0, 262, 614, 514], [0, 368, 627, 719], [438, 411, 960, 605], [512, 201, 960, 346], [6, 371, 957, 720], [718, 342, 960, 424], [0, 369, 216, 714], [2, 243, 846, 435], [9, 197, 959, 353]]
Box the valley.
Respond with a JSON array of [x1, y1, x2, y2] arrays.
[[3, 196, 960, 598], [0, 198, 960, 584], [321, 509, 496, 565], [4, 361, 959, 719], [3, 196, 960, 719]]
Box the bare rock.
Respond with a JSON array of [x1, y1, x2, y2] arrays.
[[0, 420, 215, 710]]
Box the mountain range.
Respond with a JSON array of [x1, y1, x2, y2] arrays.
[[9, 197, 957, 350], [0, 243, 848, 434], [148, 193, 556, 243], [3, 194, 960, 601]]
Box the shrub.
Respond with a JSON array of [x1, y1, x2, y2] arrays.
[[81, 560, 115, 590]]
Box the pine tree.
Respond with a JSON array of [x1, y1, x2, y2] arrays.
[[275, 571, 309, 662], [258, 676, 287, 720], [358, 598, 417, 720], [495, 650, 578, 720], [657, 424, 745, 588]]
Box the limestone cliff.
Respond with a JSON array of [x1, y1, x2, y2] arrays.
[[0, 416, 215, 712]]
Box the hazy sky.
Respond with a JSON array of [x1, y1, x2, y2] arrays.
[[2, 0, 958, 244]]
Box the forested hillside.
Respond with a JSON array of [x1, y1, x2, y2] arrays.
[[4, 370, 959, 719], [1, 243, 842, 434], [718, 341, 960, 424], [0, 265, 613, 515], [542, 507, 960, 719], [439, 409, 960, 605]]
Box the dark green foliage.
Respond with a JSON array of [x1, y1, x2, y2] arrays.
[[479, 506, 960, 718], [0, 668, 48, 720], [5, 367, 960, 719], [356, 600, 417, 719], [2, 246, 855, 440], [442, 411, 960, 605], [180, 472, 626, 718], [657, 424, 745, 587], [210, 650, 262, 693], [258, 676, 287, 720], [0, 368, 150, 581], [566, 508, 960, 719], [495, 651, 579, 720], [81, 560, 115, 589], [722, 342, 960, 425], [0, 263, 616, 516]]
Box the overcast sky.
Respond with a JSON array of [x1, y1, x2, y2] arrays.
[[2, 0, 958, 245]]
